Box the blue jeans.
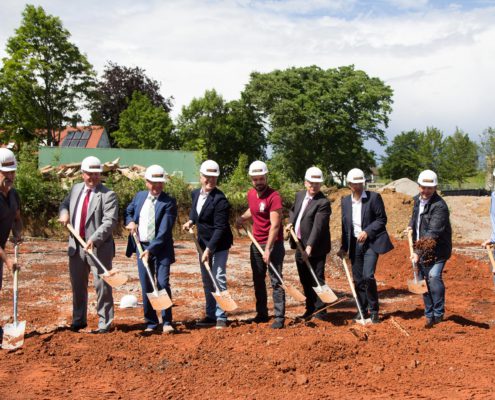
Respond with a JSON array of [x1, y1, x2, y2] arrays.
[[199, 249, 229, 321], [419, 260, 446, 319], [137, 245, 172, 329]]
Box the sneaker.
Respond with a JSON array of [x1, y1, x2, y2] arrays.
[[424, 318, 434, 329], [270, 319, 284, 329], [370, 313, 380, 324], [90, 328, 110, 334], [216, 319, 227, 329], [144, 327, 156, 332], [433, 315, 444, 325], [247, 314, 269, 324], [162, 325, 175, 334], [196, 317, 216, 327]]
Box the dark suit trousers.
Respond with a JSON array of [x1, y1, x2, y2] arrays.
[[250, 241, 285, 320], [137, 243, 172, 328], [295, 250, 326, 313], [350, 238, 379, 314]]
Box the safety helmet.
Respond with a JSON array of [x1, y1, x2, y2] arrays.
[[346, 168, 366, 184], [119, 294, 138, 309], [0, 148, 17, 172], [145, 164, 167, 182], [418, 170, 438, 187], [304, 167, 324, 183], [199, 160, 220, 177], [492, 168, 495, 177], [248, 160, 268, 176], [81, 156, 103, 173]]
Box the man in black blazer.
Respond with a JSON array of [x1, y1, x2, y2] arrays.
[[288, 167, 331, 320], [338, 168, 393, 323], [183, 160, 233, 329]]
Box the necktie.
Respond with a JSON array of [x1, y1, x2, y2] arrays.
[[148, 196, 156, 241], [296, 198, 312, 239], [79, 189, 91, 239]]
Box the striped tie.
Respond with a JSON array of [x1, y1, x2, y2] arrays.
[[148, 196, 156, 241]]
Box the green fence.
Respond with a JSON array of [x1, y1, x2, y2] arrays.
[[38, 147, 199, 183]]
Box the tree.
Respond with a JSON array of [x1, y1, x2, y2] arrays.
[[480, 127, 495, 172], [0, 5, 95, 145], [242, 65, 393, 181], [176, 89, 266, 177], [90, 62, 172, 143], [381, 127, 444, 181], [439, 128, 478, 187], [112, 91, 176, 149]]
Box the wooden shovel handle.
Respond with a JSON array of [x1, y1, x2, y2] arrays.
[[486, 245, 495, 272], [407, 229, 414, 256]]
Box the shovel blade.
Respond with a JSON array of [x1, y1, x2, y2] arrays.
[[100, 270, 128, 287], [312, 284, 338, 304], [147, 289, 173, 311], [212, 290, 238, 312], [2, 321, 26, 350], [355, 317, 372, 326], [407, 278, 428, 295], [283, 283, 306, 302]]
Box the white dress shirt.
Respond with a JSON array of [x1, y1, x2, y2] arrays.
[[295, 193, 314, 239], [138, 193, 157, 242], [416, 198, 430, 241], [73, 186, 95, 232], [196, 189, 209, 216], [351, 191, 367, 238]]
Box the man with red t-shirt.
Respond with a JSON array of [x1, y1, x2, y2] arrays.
[[236, 161, 285, 329]]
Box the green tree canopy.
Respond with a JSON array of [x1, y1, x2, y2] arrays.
[[176, 89, 266, 178], [242, 65, 393, 182], [480, 127, 495, 173], [112, 91, 176, 149], [0, 5, 95, 145]]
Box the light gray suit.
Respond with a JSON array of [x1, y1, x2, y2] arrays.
[[59, 182, 118, 330]]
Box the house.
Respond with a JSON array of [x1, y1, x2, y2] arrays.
[[57, 126, 111, 148]]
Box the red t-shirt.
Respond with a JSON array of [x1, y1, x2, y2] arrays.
[[247, 187, 284, 244]]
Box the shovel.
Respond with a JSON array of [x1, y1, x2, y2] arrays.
[[2, 245, 26, 350], [66, 223, 128, 287], [132, 233, 173, 311], [484, 244, 495, 288], [188, 229, 238, 312], [289, 227, 338, 304], [341, 256, 371, 325], [406, 230, 428, 295], [242, 226, 306, 302]]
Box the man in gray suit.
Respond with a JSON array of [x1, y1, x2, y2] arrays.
[[59, 156, 118, 333]]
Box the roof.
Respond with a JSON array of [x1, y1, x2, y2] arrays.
[[58, 126, 106, 148]]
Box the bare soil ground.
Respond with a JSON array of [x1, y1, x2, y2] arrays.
[[1, 193, 495, 399]]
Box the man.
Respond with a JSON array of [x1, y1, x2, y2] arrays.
[[59, 156, 118, 334], [0, 148, 23, 307], [182, 160, 233, 329], [236, 160, 285, 329], [125, 165, 177, 334], [288, 167, 331, 320], [338, 168, 393, 324], [408, 170, 452, 329]]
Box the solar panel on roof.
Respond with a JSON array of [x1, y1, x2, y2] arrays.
[[77, 139, 88, 148], [81, 130, 90, 140], [66, 131, 75, 140], [73, 131, 82, 140]]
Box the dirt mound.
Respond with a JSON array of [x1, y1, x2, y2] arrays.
[[379, 177, 418, 197]]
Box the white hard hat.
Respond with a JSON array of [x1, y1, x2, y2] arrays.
[[0, 148, 17, 172], [119, 294, 138, 309], [145, 164, 167, 182], [305, 167, 324, 183], [418, 170, 438, 187], [199, 160, 220, 177], [81, 156, 103, 173], [248, 160, 268, 176], [492, 168, 495, 177], [346, 168, 365, 184]]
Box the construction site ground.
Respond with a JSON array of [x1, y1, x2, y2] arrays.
[[1, 194, 495, 399]]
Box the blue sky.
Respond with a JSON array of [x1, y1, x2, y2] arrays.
[[1, 0, 495, 158]]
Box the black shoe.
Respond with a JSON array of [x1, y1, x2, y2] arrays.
[[370, 313, 380, 324], [433, 315, 444, 325], [424, 318, 434, 329], [216, 319, 227, 329], [299, 310, 315, 320], [247, 314, 270, 324], [313, 311, 328, 321], [70, 323, 87, 332], [196, 317, 216, 327], [90, 328, 110, 334], [270, 319, 284, 329]]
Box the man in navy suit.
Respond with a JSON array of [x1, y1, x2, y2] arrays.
[[125, 165, 177, 333], [338, 168, 393, 324], [183, 160, 233, 329]]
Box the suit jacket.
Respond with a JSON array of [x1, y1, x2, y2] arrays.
[[124, 190, 177, 264], [341, 190, 393, 255], [59, 182, 118, 264], [409, 192, 452, 262], [289, 190, 331, 258], [190, 187, 233, 253]]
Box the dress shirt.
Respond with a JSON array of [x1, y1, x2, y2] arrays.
[[417, 197, 430, 241], [138, 193, 158, 242], [351, 191, 367, 238], [73, 186, 95, 232], [294, 193, 314, 239], [196, 189, 209, 216]]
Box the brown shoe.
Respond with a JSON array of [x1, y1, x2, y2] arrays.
[[424, 318, 434, 329]]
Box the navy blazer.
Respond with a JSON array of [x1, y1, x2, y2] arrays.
[[288, 190, 331, 258], [341, 190, 393, 255], [190, 187, 233, 253], [124, 190, 177, 264]]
